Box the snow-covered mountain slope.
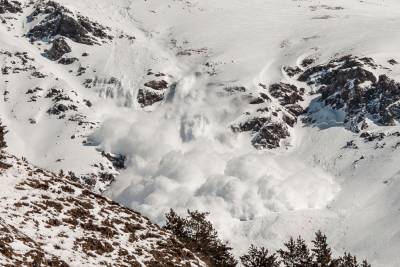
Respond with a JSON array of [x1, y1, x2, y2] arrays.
[[2, 0, 400, 266], [0, 152, 206, 266]]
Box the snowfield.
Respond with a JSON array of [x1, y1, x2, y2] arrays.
[[2, 0, 400, 266]]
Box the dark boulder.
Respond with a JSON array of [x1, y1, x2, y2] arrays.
[[47, 103, 69, 115], [58, 57, 78, 65], [45, 37, 71, 61], [301, 58, 315, 68], [137, 89, 165, 107]]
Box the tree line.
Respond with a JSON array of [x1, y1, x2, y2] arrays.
[[165, 209, 371, 267]]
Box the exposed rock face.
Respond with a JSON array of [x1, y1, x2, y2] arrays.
[[137, 79, 170, 107], [45, 37, 71, 61], [0, 153, 206, 266], [231, 82, 304, 149], [144, 80, 168, 90], [137, 88, 165, 107], [251, 121, 290, 149], [231, 54, 400, 149], [26, 1, 111, 45], [0, 0, 22, 14], [299, 55, 400, 132], [58, 57, 78, 65], [269, 83, 304, 106]]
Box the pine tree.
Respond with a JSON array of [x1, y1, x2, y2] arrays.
[[278, 236, 312, 267], [165, 209, 187, 239], [295, 236, 313, 266], [361, 259, 371, 267], [311, 231, 332, 267], [164, 209, 237, 267], [240, 245, 280, 267], [337, 252, 358, 267], [278, 237, 297, 267]]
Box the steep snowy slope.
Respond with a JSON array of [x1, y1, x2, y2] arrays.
[[2, 0, 400, 266]]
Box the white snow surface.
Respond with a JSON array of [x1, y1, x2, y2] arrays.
[[2, 0, 400, 266]]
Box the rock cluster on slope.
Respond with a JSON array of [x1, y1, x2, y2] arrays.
[[26, 0, 111, 45], [231, 82, 305, 149], [298, 55, 400, 132]]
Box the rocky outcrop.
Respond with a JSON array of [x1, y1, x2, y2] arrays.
[[26, 1, 111, 45], [45, 37, 71, 61], [251, 121, 290, 149], [137, 79, 170, 107], [231, 82, 304, 149], [58, 57, 78, 65], [137, 88, 165, 107], [298, 55, 400, 132], [269, 83, 305, 106], [0, 0, 22, 14]]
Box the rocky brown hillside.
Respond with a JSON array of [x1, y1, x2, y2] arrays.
[[0, 151, 206, 266]]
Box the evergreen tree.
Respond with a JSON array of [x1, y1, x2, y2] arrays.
[[295, 237, 313, 266], [165, 209, 237, 267], [278, 237, 297, 267], [337, 252, 358, 267], [311, 231, 332, 267], [241, 245, 280, 267], [361, 259, 371, 267], [165, 209, 187, 240], [278, 236, 312, 267]]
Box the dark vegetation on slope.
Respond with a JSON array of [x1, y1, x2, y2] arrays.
[[165, 210, 372, 267], [165, 209, 238, 267], [240, 231, 372, 267]]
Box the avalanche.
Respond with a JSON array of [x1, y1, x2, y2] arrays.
[[1, 0, 400, 266]]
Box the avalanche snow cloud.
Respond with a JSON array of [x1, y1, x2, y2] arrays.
[[88, 0, 400, 265], [94, 102, 339, 221]]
